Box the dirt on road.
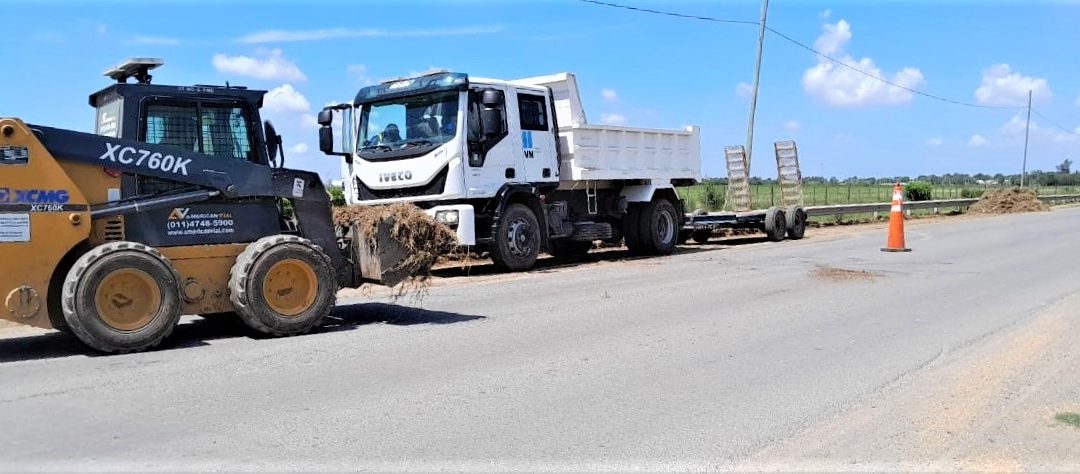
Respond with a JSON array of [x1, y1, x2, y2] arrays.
[[969, 188, 1051, 214]]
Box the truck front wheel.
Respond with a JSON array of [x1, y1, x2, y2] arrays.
[[490, 203, 540, 271]]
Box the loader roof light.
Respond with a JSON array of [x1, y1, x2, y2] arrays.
[[104, 58, 164, 84], [354, 72, 468, 105]]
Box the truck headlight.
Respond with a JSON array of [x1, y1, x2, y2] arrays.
[[434, 210, 459, 225]]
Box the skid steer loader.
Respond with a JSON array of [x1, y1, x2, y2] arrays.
[[0, 59, 412, 352]]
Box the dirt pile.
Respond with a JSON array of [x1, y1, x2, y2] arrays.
[[810, 265, 877, 282], [968, 188, 1050, 214], [333, 203, 458, 286]]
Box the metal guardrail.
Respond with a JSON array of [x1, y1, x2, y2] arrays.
[[804, 194, 1080, 217]]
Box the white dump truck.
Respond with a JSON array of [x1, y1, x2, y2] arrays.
[[318, 71, 805, 271]]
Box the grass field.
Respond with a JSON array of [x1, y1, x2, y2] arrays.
[[676, 184, 1080, 212]]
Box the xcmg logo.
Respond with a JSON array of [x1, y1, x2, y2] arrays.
[[378, 170, 413, 183], [0, 188, 70, 204]]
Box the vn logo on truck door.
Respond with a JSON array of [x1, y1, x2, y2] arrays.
[[99, 143, 191, 176], [522, 131, 535, 159]]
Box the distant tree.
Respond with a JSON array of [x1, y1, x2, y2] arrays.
[[1057, 159, 1073, 174]]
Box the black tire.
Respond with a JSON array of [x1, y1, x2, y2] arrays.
[[548, 239, 593, 260], [692, 229, 712, 244], [677, 230, 691, 245], [785, 206, 807, 240], [638, 198, 680, 255], [764, 207, 787, 242], [61, 242, 182, 353], [489, 203, 541, 272], [229, 235, 337, 336], [622, 203, 647, 255]]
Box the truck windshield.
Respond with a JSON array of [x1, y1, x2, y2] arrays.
[[357, 91, 459, 160]]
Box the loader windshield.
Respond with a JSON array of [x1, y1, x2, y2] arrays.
[[357, 91, 459, 161]]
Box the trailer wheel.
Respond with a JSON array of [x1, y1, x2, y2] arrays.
[[785, 206, 807, 240], [490, 203, 541, 271], [692, 229, 713, 244], [61, 242, 182, 353], [764, 207, 787, 242], [548, 239, 593, 260], [229, 235, 336, 336], [639, 198, 680, 255], [677, 230, 691, 245]]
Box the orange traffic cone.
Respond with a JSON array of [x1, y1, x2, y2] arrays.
[[881, 183, 911, 252]]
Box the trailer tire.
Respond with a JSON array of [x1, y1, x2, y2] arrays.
[[490, 203, 541, 271], [764, 207, 787, 242], [623, 203, 647, 255], [548, 239, 593, 260], [229, 235, 336, 336], [677, 230, 691, 245], [692, 229, 713, 244], [61, 242, 182, 353], [639, 198, 680, 255], [785, 206, 807, 240]]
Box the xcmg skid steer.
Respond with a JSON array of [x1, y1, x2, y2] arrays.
[[0, 59, 410, 352]]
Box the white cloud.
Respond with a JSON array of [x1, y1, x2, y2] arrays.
[[212, 49, 306, 82], [802, 19, 925, 107], [968, 134, 988, 148], [300, 113, 320, 130], [128, 35, 180, 45], [783, 120, 802, 131], [601, 88, 618, 102], [347, 64, 375, 85], [974, 64, 1051, 106], [289, 143, 309, 154], [238, 25, 502, 44], [925, 137, 944, 147], [820, 9, 832, 20], [600, 113, 626, 125], [735, 82, 753, 98], [264, 84, 311, 114], [1000, 113, 1037, 136]]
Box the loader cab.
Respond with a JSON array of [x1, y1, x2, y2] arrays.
[[90, 59, 276, 195], [87, 58, 285, 247]]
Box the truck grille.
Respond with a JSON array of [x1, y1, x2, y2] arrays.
[[355, 166, 448, 201]]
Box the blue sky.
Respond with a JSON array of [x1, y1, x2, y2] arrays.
[[4, 0, 1080, 181]]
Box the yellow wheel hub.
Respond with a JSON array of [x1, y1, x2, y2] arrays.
[[94, 268, 161, 331], [262, 259, 318, 317]]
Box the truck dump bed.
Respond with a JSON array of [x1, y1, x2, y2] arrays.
[[511, 73, 702, 183]]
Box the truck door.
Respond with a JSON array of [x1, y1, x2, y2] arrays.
[[515, 93, 558, 183], [464, 85, 522, 197]]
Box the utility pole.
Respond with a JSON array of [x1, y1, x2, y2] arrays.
[[744, 0, 769, 177], [1020, 89, 1032, 187]]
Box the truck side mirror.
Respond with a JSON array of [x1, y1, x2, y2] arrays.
[[317, 108, 333, 126], [481, 89, 504, 107], [319, 126, 335, 155], [481, 108, 504, 139]]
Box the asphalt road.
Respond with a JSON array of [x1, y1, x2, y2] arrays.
[[2, 208, 1079, 470]]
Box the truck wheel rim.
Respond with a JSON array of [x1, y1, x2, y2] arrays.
[[657, 210, 675, 243], [507, 218, 534, 256], [94, 268, 161, 331], [263, 259, 319, 317]]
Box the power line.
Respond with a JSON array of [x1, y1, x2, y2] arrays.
[[576, 0, 1024, 111], [1031, 109, 1080, 137], [575, 0, 759, 25]]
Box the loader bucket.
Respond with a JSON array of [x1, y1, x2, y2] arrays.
[[352, 219, 413, 287]]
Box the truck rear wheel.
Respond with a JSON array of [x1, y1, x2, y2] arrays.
[[61, 242, 182, 353], [548, 239, 593, 260], [229, 235, 336, 336], [764, 207, 787, 242], [490, 203, 541, 271], [638, 198, 679, 255]]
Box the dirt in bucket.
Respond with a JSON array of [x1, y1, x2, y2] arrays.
[[968, 188, 1050, 214]]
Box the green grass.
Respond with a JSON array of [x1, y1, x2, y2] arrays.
[[677, 184, 1080, 212], [1056, 412, 1080, 429]]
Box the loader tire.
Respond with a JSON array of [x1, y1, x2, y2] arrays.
[[61, 242, 182, 353], [638, 198, 679, 255], [490, 203, 541, 272], [229, 235, 336, 336]]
